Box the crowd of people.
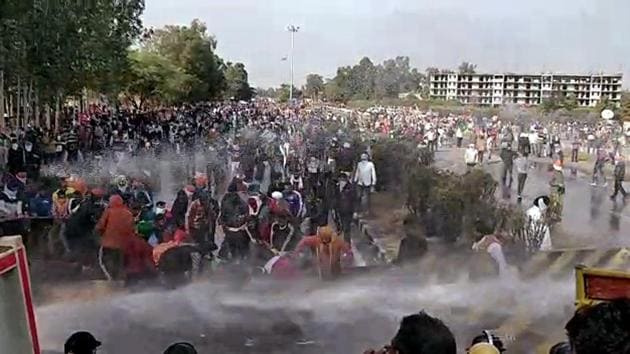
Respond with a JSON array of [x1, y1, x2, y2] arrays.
[[1, 101, 628, 354]]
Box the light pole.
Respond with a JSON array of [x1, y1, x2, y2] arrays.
[[287, 24, 300, 102]]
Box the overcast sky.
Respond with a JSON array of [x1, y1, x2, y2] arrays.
[[143, 0, 630, 88]]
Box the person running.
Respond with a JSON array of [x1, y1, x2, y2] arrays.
[[610, 155, 627, 200]]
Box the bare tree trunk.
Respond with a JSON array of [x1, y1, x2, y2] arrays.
[[24, 78, 32, 126], [54, 93, 60, 133], [16, 75, 21, 128], [34, 89, 40, 128], [45, 103, 51, 130], [9, 93, 13, 122], [0, 70, 4, 129]]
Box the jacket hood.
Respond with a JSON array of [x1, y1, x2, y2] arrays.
[[109, 194, 124, 208]]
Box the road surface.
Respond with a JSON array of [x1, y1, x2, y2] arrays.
[[36, 147, 628, 354]]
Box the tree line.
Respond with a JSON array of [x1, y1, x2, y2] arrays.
[[0, 0, 252, 130], [261, 58, 481, 103]]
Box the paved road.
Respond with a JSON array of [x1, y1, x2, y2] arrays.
[[37, 269, 574, 354], [37, 148, 625, 354], [435, 149, 630, 249]]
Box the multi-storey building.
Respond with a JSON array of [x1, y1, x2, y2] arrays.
[[429, 72, 623, 107]]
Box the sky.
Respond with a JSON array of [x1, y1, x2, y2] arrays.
[[143, 0, 630, 88]]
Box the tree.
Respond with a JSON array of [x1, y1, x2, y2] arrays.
[[303, 74, 324, 99], [224, 62, 253, 101], [145, 19, 225, 102], [123, 50, 193, 109], [562, 94, 578, 111], [458, 61, 477, 74]]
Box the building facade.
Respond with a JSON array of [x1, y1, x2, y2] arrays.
[[429, 72, 623, 107]]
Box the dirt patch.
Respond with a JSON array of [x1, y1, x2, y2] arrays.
[[366, 192, 406, 235]]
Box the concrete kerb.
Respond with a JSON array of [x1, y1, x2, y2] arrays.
[[356, 218, 389, 264]]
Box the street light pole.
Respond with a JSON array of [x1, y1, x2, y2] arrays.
[[287, 25, 299, 102]]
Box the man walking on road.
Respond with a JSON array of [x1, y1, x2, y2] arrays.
[[514, 152, 529, 201], [500, 142, 515, 187], [354, 153, 376, 215], [464, 144, 478, 172], [610, 155, 627, 200], [591, 147, 608, 187]]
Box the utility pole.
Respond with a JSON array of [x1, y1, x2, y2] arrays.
[[287, 25, 300, 102]]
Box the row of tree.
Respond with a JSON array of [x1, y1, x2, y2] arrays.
[[300, 56, 425, 102], [1, 0, 253, 129], [264, 58, 478, 102], [0, 0, 145, 128]]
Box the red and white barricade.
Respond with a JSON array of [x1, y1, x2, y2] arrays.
[[0, 236, 40, 354]]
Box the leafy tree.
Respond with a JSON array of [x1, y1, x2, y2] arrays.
[[123, 50, 192, 109], [595, 96, 615, 112], [458, 61, 477, 74], [540, 97, 560, 113], [146, 19, 225, 102], [224, 62, 253, 101], [303, 74, 325, 99], [562, 94, 578, 111]]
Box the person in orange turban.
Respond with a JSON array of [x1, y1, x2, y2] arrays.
[[293, 225, 352, 279]]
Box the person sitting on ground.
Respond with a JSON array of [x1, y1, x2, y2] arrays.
[[564, 298, 630, 354], [64, 331, 101, 354], [364, 311, 457, 354]]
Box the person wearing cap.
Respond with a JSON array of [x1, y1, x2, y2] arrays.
[[354, 152, 376, 215], [64, 331, 101, 354], [293, 225, 352, 279]]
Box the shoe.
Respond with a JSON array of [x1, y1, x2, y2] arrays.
[[603, 183, 608, 187], [590, 182, 597, 186]]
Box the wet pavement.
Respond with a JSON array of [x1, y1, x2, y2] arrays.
[[435, 149, 630, 249], [37, 270, 574, 354], [34, 148, 628, 354]]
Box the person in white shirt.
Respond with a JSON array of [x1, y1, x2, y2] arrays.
[[455, 127, 464, 148], [464, 144, 478, 172], [354, 153, 376, 215]]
